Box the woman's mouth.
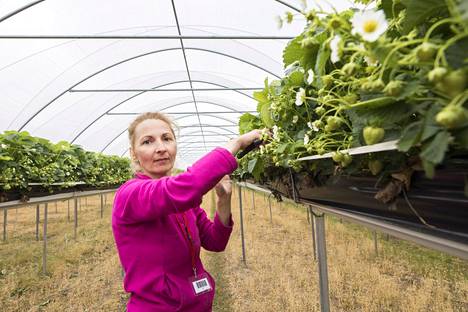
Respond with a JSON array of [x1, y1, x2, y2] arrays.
[[153, 158, 169, 164]]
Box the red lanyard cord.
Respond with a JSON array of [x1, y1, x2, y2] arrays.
[[175, 212, 197, 277]]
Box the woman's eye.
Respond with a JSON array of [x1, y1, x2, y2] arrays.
[[142, 140, 150, 145]]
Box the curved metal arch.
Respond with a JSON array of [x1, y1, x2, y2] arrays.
[[18, 46, 279, 131], [0, 0, 45, 23], [100, 114, 237, 153], [177, 125, 237, 136], [70, 79, 251, 144]]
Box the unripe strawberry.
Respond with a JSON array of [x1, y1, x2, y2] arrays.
[[301, 37, 316, 49], [341, 154, 352, 167], [428, 67, 447, 83], [435, 105, 468, 129], [342, 62, 358, 76], [315, 106, 326, 116], [436, 70, 467, 98], [363, 126, 385, 145], [368, 159, 383, 175], [383, 80, 404, 96], [416, 42, 437, 61], [332, 151, 344, 163], [327, 116, 343, 130]]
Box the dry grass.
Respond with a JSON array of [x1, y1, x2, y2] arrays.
[[1, 189, 467, 311]]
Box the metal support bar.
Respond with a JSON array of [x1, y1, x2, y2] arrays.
[[74, 197, 78, 240], [306, 206, 310, 224], [2, 208, 7, 241], [0, 35, 294, 40], [268, 195, 273, 224], [309, 206, 317, 261], [100, 194, 104, 218], [42, 203, 48, 275], [238, 185, 246, 265], [252, 190, 255, 210], [107, 111, 256, 115], [314, 213, 330, 312], [71, 87, 262, 92], [373, 231, 378, 256], [35, 204, 40, 241], [67, 200, 70, 222]]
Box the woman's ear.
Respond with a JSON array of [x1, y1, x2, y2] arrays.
[[130, 148, 138, 163]]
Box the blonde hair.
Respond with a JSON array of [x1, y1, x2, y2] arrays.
[[128, 112, 178, 172]]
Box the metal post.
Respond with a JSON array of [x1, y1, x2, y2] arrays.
[[314, 212, 330, 312], [67, 200, 70, 222], [306, 206, 310, 224], [100, 194, 104, 218], [55, 201, 57, 213], [43, 203, 48, 275], [35, 204, 40, 241], [74, 197, 78, 239], [309, 206, 316, 261], [238, 185, 246, 265], [373, 231, 378, 256], [268, 195, 273, 224], [252, 190, 255, 210], [2, 207, 7, 241], [85, 197, 88, 208]]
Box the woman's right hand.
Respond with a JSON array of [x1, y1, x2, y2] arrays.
[[224, 129, 263, 155]]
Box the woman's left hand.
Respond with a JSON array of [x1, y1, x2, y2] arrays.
[[215, 175, 232, 202]]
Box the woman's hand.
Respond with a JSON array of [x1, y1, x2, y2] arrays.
[[215, 175, 232, 226], [224, 129, 263, 155]]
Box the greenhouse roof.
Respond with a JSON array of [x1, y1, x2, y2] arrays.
[[0, 0, 361, 167]]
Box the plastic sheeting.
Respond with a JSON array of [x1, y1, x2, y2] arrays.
[[0, 0, 360, 166]]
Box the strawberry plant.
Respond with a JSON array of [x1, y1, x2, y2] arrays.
[[236, 0, 467, 187]]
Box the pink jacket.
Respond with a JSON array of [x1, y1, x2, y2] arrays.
[[112, 147, 238, 311]]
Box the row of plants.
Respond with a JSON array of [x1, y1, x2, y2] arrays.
[[235, 0, 468, 200], [0, 130, 132, 201]]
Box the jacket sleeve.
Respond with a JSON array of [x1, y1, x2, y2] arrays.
[[114, 147, 237, 223], [195, 206, 234, 252]]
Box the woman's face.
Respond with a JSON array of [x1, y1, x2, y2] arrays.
[[131, 119, 177, 179]]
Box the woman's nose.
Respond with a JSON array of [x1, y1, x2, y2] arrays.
[[153, 140, 167, 153]]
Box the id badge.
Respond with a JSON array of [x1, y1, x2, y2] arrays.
[[190, 272, 212, 296]]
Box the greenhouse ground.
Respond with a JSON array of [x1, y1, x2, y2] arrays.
[[0, 189, 467, 311]]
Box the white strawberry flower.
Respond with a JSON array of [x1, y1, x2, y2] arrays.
[[351, 10, 388, 42], [1, 144, 7, 149], [293, 115, 299, 123], [329, 35, 341, 63], [307, 69, 315, 85], [312, 120, 321, 132], [304, 134, 310, 145], [295, 88, 306, 106], [307, 121, 313, 129], [272, 125, 279, 140]]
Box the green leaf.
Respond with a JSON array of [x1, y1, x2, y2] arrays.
[[401, 0, 448, 33], [239, 113, 260, 134], [277, 143, 288, 154], [398, 121, 422, 152], [247, 157, 264, 180], [347, 101, 414, 128], [253, 89, 268, 103], [454, 126, 468, 149], [258, 101, 274, 128], [422, 159, 435, 179], [314, 43, 331, 88], [458, 0, 468, 22], [381, 0, 405, 18], [420, 130, 452, 165], [396, 80, 424, 101], [445, 37, 468, 69], [283, 35, 305, 68]]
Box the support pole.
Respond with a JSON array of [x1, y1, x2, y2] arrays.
[[373, 231, 378, 256], [67, 200, 70, 222], [2, 207, 7, 241], [42, 203, 48, 275], [238, 185, 246, 265], [251, 190, 255, 210], [35, 204, 40, 241], [100, 194, 104, 218], [268, 195, 273, 224], [306, 206, 310, 224], [74, 197, 78, 240], [314, 211, 330, 312], [309, 206, 316, 260]]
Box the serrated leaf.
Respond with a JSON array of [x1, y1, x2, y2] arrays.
[[247, 157, 264, 180], [454, 127, 468, 149], [277, 143, 288, 154], [347, 101, 414, 128], [420, 130, 452, 165], [258, 101, 274, 128], [401, 0, 448, 33], [239, 113, 260, 134], [445, 37, 468, 69], [283, 35, 305, 68], [398, 121, 422, 151], [422, 159, 435, 179], [253, 90, 269, 104], [396, 80, 425, 100], [381, 0, 405, 18]]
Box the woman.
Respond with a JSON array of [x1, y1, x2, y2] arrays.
[[112, 112, 261, 311]]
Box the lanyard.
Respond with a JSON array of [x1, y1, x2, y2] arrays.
[[175, 212, 197, 277]]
